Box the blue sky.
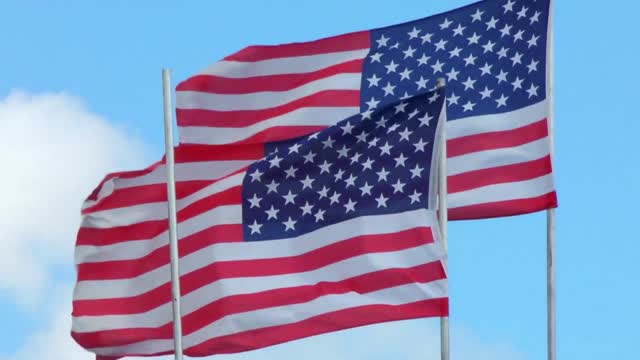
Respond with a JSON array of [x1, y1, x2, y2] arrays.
[[0, 0, 638, 359]]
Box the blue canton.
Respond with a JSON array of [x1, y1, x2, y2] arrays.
[[362, 0, 548, 120], [242, 90, 445, 241]]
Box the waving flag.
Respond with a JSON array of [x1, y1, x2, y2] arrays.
[[176, 0, 557, 220], [72, 90, 449, 358]]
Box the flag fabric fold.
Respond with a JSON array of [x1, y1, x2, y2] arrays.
[[175, 0, 557, 220], [72, 90, 449, 358]]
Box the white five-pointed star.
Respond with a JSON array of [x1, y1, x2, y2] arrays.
[[329, 191, 341, 205], [249, 168, 263, 182], [510, 51, 523, 66], [269, 155, 283, 168], [410, 164, 424, 178], [392, 179, 406, 194], [503, 0, 515, 13], [527, 34, 540, 48], [431, 59, 445, 74], [448, 92, 460, 105], [359, 182, 373, 196], [407, 109, 419, 120], [434, 39, 448, 51], [462, 76, 476, 90], [452, 24, 466, 36], [409, 190, 422, 204], [394, 101, 408, 113], [408, 26, 421, 39], [322, 136, 335, 149], [285, 165, 297, 178], [527, 59, 539, 73], [283, 217, 296, 231], [365, 97, 380, 109], [377, 167, 390, 182], [300, 201, 314, 215], [344, 174, 357, 188], [414, 138, 429, 152], [479, 62, 493, 76], [334, 169, 345, 181], [496, 69, 509, 83], [318, 160, 331, 174], [385, 60, 399, 73], [467, 32, 481, 44], [382, 82, 396, 96], [265, 205, 279, 220], [379, 142, 393, 155], [403, 45, 416, 59], [530, 11, 541, 24], [482, 40, 496, 53], [428, 91, 440, 103], [480, 86, 494, 99], [314, 209, 325, 222], [369, 52, 383, 63], [350, 152, 362, 164], [317, 186, 329, 199], [419, 112, 433, 127], [513, 29, 525, 42], [399, 68, 412, 80], [300, 175, 314, 190], [248, 193, 262, 208], [421, 32, 434, 44], [470, 9, 484, 22], [526, 83, 539, 98], [439, 18, 453, 29], [341, 121, 354, 135], [415, 76, 429, 90], [496, 94, 509, 108], [462, 101, 476, 112], [248, 220, 262, 235], [288, 143, 301, 154], [497, 46, 509, 59], [517, 6, 528, 19], [376, 34, 390, 47], [485, 16, 499, 30], [303, 151, 316, 163], [337, 144, 350, 157], [446, 67, 460, 81], [344, 198, 357, 213], [417, 53, 430, 66], [463, 53, 477, 66], [266, 180, 279, 194], [449, 46, 462, 58], [394, 153, 408, 167], [499, 23, 512, 37], [282, 190, 297, 205], [362, 157, 375, 170], [511, 76, 524, 91], [375, 194, 389, 208], [398, 127, 413, 141], [367, 74, 381, 87]]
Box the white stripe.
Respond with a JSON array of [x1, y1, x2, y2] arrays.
[[178, 106, 358, 145], [448, 174, 555, 209], [447, 100, 548, 140], [73, 241, 443, 332], [193, 49, 369, 78], [89, 279, 447, 356], [74, 209, 439, 297], [81, 173, 244, 228], [176, 73, 361, 111], [447, 137, 551, 176]]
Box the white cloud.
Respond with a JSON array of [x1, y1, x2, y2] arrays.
[[0, 90, 150, 308]]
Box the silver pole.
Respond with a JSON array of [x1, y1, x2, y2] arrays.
[[436, 78, 449, 360], [546, 1, 556, 359], [162, 68, 184, 360]]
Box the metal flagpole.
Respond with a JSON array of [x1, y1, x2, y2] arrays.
[[162, 68, 185, 360], [436, 78, 449, 360], [547, 0, 556, 359]]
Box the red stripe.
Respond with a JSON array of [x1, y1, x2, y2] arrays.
[[85, 161, 162, 202], [77, 186, 242, 246], [449, 191, 558, 220], [176, 59, 363, 94], [73, 227, 433, 316], [228, 125, 329, 145], [73, 261, 445, 348], [448, 155, 553, 194], [447, 118, 549, 158], [177, 89, 360, 127], [222, 31, 370, 61]]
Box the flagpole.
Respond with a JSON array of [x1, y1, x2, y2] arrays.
[[162, 68, 185, 360], [436, 78, 449, 360], [547, 0, 556, 359]]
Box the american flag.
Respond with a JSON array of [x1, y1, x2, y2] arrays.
[[72, 91, 448, 357], [176, 0, 557, 219]]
